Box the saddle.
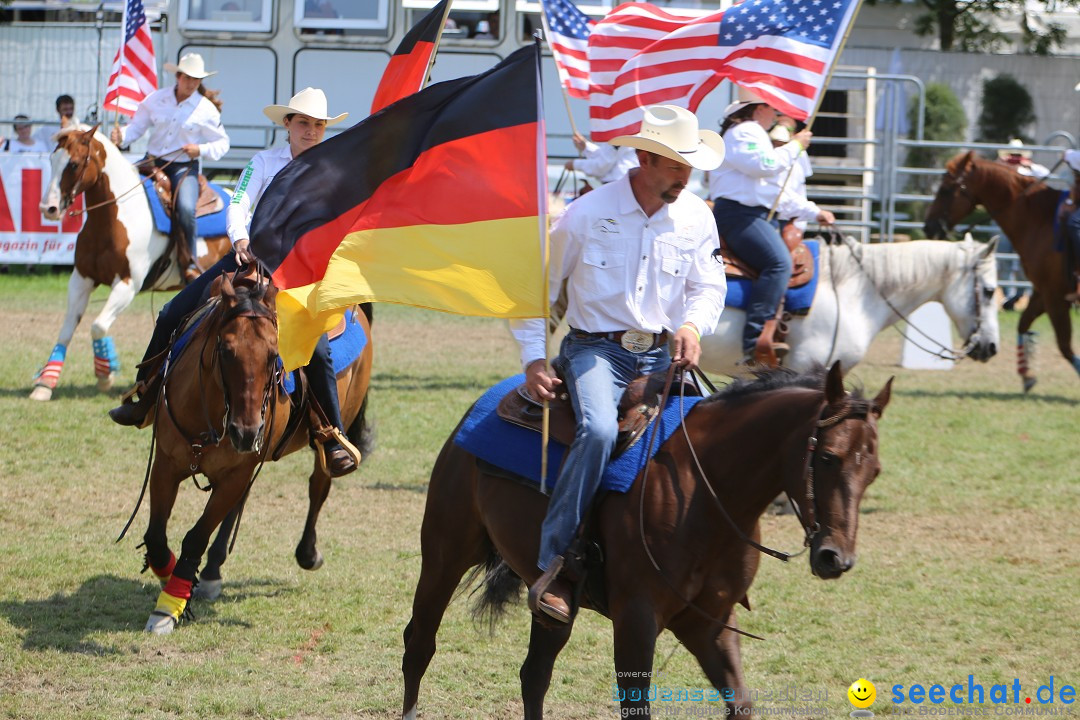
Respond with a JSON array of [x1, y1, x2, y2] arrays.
[[717, 225, 815, 288], [495, 369, 701, 458], [141, 165, 225, 219]]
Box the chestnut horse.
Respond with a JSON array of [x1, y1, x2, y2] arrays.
[[924, 151, 1080, 391], [33, 125, 230, 401], [401, 362, 891, 719], [133, 270, 373, 634]]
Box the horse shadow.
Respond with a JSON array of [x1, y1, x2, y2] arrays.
[[896, 388, 1077, 405], [0, 574, 297, 653], [0, 383, 118, 400]]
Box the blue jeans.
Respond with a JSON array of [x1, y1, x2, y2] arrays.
[[160, 159, 199, 266], [538, 332, 671, 571], [713, 197, 791, 353], [1067, 209, 1080, 274]]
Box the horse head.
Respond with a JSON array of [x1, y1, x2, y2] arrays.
[[802, 362, 892, 579], [924, 151, 980, 239], [40, 125, 105, 221], [215, 271, 280, 454], [940, 235, 1000, 362]]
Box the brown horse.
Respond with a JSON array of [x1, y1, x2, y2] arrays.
[[401, 362, 891, 719], [134, 269, 373, 634], [924, 151, 1080, 391], [33, 125, 230, 402]]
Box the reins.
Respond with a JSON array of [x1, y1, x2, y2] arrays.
[[64, 147, 191, 217]]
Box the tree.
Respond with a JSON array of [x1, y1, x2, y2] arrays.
[[906, 83, 968, 196], [868, 0, 1072, 55], [976, 74, 1036, 143]]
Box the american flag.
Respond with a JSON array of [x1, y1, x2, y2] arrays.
[[103, 0, 158, 117], [588, 0, 860, 141], [540, 0, 595, 99]]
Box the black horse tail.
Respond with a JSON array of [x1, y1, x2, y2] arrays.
[[346, 392, 376, 464], [466, 548, 523, 635]]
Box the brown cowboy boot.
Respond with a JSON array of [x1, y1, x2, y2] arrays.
[[1066, 275, 1080, 303], [527, 555, 572, 624], [325, 445, 357, 478], [751, 319, 789, 368]]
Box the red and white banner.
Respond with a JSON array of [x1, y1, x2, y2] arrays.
[[0, 154, 83, 264]]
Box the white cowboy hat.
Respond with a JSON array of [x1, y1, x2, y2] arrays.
[[609, 105, 725, 171], [997, 138, 1032, 159], [164, 53, 217, 79], [263, 87, 349, 127], [722, 85, 771, 118]]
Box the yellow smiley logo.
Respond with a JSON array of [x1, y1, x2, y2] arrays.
[[848, 678, 876, 709]]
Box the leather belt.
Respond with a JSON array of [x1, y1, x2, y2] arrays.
[[571, 328, 670, 353]]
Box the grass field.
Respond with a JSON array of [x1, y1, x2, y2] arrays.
[[0, 274, 1077, 720]]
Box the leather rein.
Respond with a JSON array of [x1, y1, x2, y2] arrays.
[[633, 366, 865, 640]]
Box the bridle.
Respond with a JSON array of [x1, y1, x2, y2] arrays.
[[633, 367, 872, 639], [927, 161, 978, 241], [841, 234, 990, 362]]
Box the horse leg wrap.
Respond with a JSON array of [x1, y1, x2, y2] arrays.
[[1071, 356, 1080, 377], [151, 551, 177, 585], [153, 577, 193, 622], [1017, 332, 1037, 393], [33, 344, 66, 389], [92, 336, 120, 379]]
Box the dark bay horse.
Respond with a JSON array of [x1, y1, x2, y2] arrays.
[[134, 271, 373, 634], [33, 126, 230, 402], [924, 151, 1080, 391], [401, 362, 891, 719]]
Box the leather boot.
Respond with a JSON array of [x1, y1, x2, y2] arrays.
[[528, 555, 572, 623], [325, 445, 357, 478], [108, 377, 160, 428]]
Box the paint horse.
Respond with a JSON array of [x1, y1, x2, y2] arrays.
[[134, 270, 373, 634], [402, 362, 891, 719], [33, 125, 230, 401], [924, 151, 1080, 391], [699, 236, 1000, 376]]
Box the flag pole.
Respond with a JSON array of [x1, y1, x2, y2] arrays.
[[537, 11, 582, 138], [419, 0, 454, 93], [766, 0, 866, 221]]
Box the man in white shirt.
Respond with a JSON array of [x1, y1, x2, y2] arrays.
[[111, 53, 230, 283], [32, 94, 76, 148], [513, 105, 727, 624]]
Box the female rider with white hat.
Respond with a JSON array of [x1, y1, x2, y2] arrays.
[[111, 53, 230, 284], [109, 88, 357, 477], [709, 86, 831, 363]]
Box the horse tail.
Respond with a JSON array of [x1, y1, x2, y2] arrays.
[[346, 392, 376, 464], [465, 548, 523, 635]]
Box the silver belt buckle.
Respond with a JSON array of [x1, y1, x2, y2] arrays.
[[620, 330, 654, 353]]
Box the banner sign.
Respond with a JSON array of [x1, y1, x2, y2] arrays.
[[0, 154, 83, 265]]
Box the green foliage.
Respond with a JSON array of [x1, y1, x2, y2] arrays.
[[976, 74, 1037, 144], [906, 83, 968, 192], [868, 0, 1073, 54]]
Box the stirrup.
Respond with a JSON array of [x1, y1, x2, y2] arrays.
[[314, 427, 362, 475], [527, 555, 565, 615]]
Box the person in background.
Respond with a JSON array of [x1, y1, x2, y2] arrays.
[[564, 132, 640, 188], [767, 116, 835, 240], [997, 139, 1050, 179], [32, 94, 76, 148], [110, 53, 230, 284], [1, 115, 51, 154]]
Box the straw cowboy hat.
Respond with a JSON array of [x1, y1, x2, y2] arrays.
[[164, 53, 217, 79], [722, 85, 771, 118], [997, 138, 1032, 159], [609, 105, 725, 171], [263, 87, 349, 127]]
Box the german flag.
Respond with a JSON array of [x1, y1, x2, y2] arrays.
[[249, 46, 547, 370], [370, 0, 451, 115]]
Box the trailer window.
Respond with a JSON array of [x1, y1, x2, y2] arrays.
[[294, 0, 389, 32], [179, 0, 273, 32]]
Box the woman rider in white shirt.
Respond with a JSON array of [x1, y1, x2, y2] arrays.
[[109, 88, 357, 477], [708, 86, 830, 361], [111, 53, 230, 284]]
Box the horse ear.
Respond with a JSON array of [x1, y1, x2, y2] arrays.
[[219, 273, 236, 301], [825, 360, 845, 404], [982, 236, 1000, 258], [262, 279, 278, 306], [81, 125, 99, 144], [872, 377, 894, 417]]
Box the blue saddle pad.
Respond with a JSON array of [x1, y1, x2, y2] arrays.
[[1053, 189, 1070, 252], [725, 238, 820, 313], [169, 303, 367, 395], [454, 374, 702, 494], [143, 178, 229, 238]]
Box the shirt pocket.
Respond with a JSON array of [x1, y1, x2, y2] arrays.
[[581, 250, 626, 304], [657, 255, 692, 302]]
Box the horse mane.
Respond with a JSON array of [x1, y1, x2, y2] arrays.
[[949, 152, 1038, 196], [826, 239, 975, 297], [702, 365, 827, 404]]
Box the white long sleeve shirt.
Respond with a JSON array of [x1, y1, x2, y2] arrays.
[[772, 153, 822, 224], [120, 86, 230, 163], [510, 171, 727, 367], [226, 145, 293, 247], [708, 121, 804, 209], [571, 142, 640, 184]]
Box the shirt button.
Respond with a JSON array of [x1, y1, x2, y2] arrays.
[[642, 255, 647, 260]]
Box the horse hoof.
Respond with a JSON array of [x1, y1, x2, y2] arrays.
[[1022, 377, 1037, 393], [300, 551, 324, 571], [97, 373, 115, 393], [192, 578, 222, 602], [145, 612, 177, 635], [29, 385, 53, 402]]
